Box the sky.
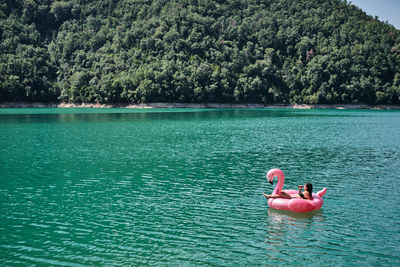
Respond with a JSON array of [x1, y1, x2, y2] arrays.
[[350, 0, 400, 29]]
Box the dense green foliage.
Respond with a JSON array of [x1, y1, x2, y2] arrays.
[[1, 0, 400, 104]]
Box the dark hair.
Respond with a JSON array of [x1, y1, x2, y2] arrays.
[[306, 182, 313, 195]]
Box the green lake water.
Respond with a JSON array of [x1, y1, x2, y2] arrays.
[[0, 108, 399, 266]]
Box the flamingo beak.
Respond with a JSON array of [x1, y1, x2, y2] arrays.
[[269, 181, 273, 185]]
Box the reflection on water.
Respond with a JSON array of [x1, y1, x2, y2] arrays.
[[268, 208, 324, 223], [0, 107, 363, 124], [264, 209, 329, 265], [266, 209, 325, 239]]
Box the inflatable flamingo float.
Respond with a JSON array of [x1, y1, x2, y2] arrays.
[[266, 168, 327, 212]]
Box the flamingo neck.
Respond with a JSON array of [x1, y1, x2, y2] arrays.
[[272, 173, 285, 195]]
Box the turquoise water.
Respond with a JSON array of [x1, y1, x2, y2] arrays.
[[0, 108, 399, 266]]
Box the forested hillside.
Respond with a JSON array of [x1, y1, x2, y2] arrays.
[[1, 0, 399, 105]]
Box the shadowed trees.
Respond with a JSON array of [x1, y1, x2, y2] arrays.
[[1, 0, 399, 104]]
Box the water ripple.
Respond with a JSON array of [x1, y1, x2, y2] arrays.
[[0, 109, 399, 265]]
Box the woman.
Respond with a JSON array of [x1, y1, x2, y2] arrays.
[[263, 182, 313, 200]]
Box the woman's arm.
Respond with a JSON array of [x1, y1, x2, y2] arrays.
[[298, 185, 303, 193]]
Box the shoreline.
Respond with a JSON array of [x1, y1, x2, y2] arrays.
[[1, 102, 400, 109]]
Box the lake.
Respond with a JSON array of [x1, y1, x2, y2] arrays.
[[1, 108, 399, 266]]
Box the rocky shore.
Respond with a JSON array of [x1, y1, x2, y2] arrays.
[[1, 102, 400, 109]]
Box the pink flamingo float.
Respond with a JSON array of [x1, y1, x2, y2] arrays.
[[266, 168, 327, 212]]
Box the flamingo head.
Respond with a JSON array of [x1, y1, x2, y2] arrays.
[[266, 168, 283, 185], [267, 175, 274, 185]]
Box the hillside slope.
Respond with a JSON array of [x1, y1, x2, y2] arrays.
[[1, 0, 399, 104]]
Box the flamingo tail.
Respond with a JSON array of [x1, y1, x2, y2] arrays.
[[317, 188, 327, 197]]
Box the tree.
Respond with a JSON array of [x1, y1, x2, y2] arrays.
[[1, 0, 399, 105]]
